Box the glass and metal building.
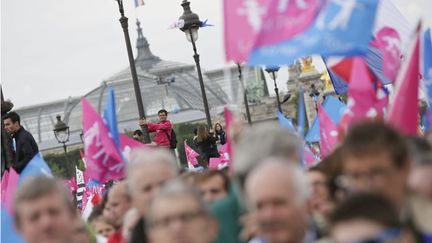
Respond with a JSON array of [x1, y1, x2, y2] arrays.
[[13, 21, 268, 151]]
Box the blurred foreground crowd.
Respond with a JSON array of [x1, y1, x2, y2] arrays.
[[10, 120, 432, 243]]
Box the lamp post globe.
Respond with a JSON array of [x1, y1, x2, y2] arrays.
[[53, 115, 70, 144], [179, 0, 200, 42]]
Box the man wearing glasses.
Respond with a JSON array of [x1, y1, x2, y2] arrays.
[[145, 180, 218, 243]]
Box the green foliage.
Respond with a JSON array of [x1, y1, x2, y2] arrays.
[[43, 148, 82, 179]]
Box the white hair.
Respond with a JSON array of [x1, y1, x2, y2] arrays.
[[233, 122, 301, 185], [245, 157, 310, 204], [126, 148, 178, 194]]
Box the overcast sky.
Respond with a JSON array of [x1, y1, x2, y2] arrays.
[[1, 0, 431, 109]]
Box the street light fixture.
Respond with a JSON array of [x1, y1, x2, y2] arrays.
[[114, 0, 151, 143], [53, 115, 72, 177], [282, 93, 292, 104], [265, 66, 282, 113], [309, 84, 320, 111], [178, 0, 212, 129]]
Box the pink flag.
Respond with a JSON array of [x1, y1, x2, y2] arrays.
[[372, 27, 402, 82], [3, 169, 19, 214], [341, 58, 386, 130], [82, 98, 124, 183], [224, 107, 233, 166], [224, 0, 319, 62], [1, 170, 9, 204], [224, 0, 269, 62], [318, 105, 338, 158], [209, 157, 227, 170], [254, 0, 321, 48], [184, 140, 199, 166], [218, 144, 230, 164], [63, 176, 78, 192], [119, 134, 148, 162], [303, 146, 317, 167], [387, 25, 421, 135]]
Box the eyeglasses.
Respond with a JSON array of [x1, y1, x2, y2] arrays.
[[341, 167, 396, 185], [203, 188, 223, 195], [148, 210, 206, 229], [334, 228, 401, 243]]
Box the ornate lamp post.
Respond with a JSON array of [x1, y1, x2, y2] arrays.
[[265, 66, 282, 113], [237, 63, 252, 124], [114, 0, 151, 143], [178, 0, 212, 129], [53, 115, 71, 177]]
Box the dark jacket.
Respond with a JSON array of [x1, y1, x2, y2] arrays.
[[215, 130, 226, 145], [12, 127, 39, 173], [195, 135, 220, 160]]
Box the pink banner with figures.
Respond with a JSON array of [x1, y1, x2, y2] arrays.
[[340, 58, 387, 131], [254, 0, 320, 47], [372, 27, 402, 82], [223, 0, 319, 62], [119, 133, 147, 162], [82, 98, 124, 183], [224, 0, 270, 62]]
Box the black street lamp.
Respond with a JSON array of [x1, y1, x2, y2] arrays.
[[237, 63, 252, 124], [309, 84, 320, 111], [265, 66, 282, 113], [53, 115, 72, 177], [178, 0, 212, 129], [114, 0, 151, 144]]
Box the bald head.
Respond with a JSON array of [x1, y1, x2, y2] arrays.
[[126, 149, 179, 216], [234, 122, 301, 187], [107, 181, 131, 227], [245, 158, 310, 243]]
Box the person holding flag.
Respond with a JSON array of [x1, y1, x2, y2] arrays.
[[138, 109, 174, 149]]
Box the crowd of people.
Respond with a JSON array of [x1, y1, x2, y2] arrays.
[[4, 107, 432, 243]]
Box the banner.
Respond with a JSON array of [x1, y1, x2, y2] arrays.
[[82, 98, 124, 183], [249, 0, 379, 66]]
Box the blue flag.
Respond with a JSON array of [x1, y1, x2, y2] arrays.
[[298, 87, 306, 138], [423, 29, 432, 110], [103, 86, 120, 149], [277, 111, 296, 133], [1, 207, 24, 243], [19, 153, 53, 183], [305, 96, 346, 142], [249, 0, 379, 66], [422, 111, 430, 132], [366, 46, 392, 85]]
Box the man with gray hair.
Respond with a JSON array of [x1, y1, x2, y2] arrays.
[[14, 176, 77, 243], [233, 122, 301, 186], [126, 148, 179, 216], [145, 179, 218, 243], [245, 158, 311, 243]]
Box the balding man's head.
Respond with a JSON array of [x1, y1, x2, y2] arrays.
[[245, 158, 310, 243], [126, 148, 178, 216], [107, 181, 131, 227], [234, 122, 301, 187]]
